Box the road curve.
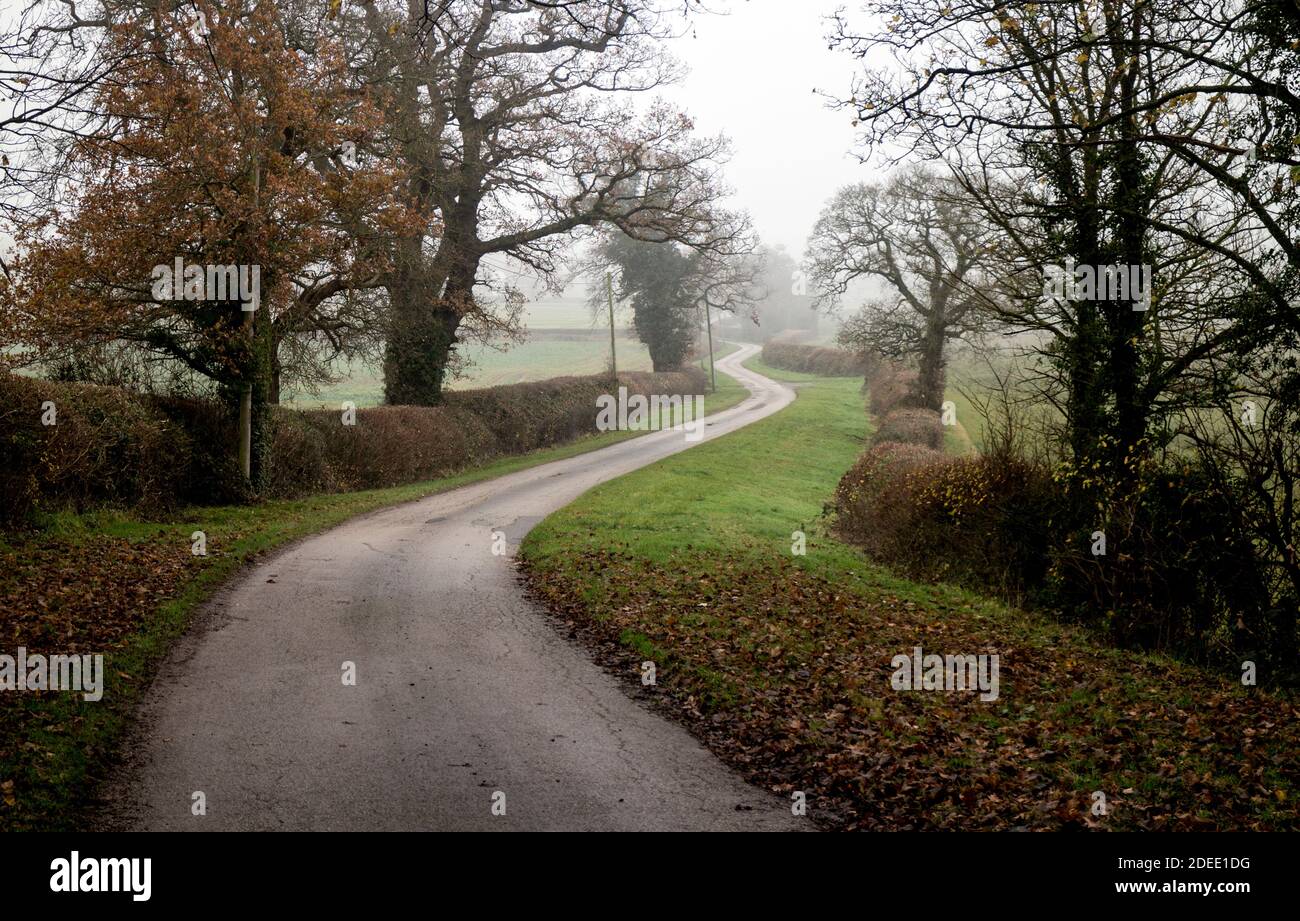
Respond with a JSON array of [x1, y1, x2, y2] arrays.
[[100, 344, 807, 831]]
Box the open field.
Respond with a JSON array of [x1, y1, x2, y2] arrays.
[[514, 292, 615, 330], [284, 294, 723, 406], [284, 335, 654, 407], [284, 298, 734, 406]]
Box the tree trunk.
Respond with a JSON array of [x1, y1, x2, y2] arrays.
[[916, 316, 947, 411], [1063, 166, 1108, 469], [249, 305, 275, 493], [646, 332, 685, 373], [1067, 300, 1106, 463], [383, 250, 470, 405], [237, 382, 252, 480], [269, 348, 282, 405], [1108, 53, 1153, 479], [383, 289, 456, 405]]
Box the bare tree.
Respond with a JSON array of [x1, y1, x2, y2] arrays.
[[806, 167, 989, 410], [0, 0, 150, 282], [830, 0, 1287, 473], [350, 0, 747, 404]]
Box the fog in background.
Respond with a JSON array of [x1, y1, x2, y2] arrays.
[[517, 0, 881, 343]]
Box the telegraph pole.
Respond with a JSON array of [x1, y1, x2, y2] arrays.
[[703, 300, 716, 392], [606, 271, 617, 380]]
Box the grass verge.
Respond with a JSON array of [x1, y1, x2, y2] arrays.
[[519, 369, 1300, 830]]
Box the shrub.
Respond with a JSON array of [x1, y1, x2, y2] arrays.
[[264, 409, 335, 496], [0, 367, 710, 524], [899, 452, 1059, 596], [833, 441, 944, 560], [288, 404, 490, 493], [0, 375, 192, 522], [760, 342, 866, 377], [833, 437, 1291, 680], [150, 394, 249, 506], [836, 445, 1058, 596], [874, 407, 943, 450], [1044, 462, 1281, 673], [866, 363, 920, 415]]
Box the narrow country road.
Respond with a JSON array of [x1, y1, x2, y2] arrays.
[[100, 344, 806, 831]]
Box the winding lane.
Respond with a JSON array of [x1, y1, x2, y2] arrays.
[[102, 344, 806, 831]]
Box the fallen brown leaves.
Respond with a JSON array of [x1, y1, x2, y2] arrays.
[[0, 530, 198, 825], [0, 533, 195, 654], [521, 549, 1300, 831]]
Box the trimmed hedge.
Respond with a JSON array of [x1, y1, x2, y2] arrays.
[[833, 442, 945, 561], [866, 362, 920, 416], [759, 342, 866, 377], [835, 447, 1056, 596], [874, 407, 944, 450], [0, 377, 195, 522], [758, 343, 928, 421], [0, 368, 707, 523]]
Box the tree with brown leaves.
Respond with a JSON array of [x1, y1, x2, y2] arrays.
[[12, 1, 415, 486]]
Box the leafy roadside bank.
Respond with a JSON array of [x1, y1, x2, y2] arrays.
[[519, 362, 1300, 830]]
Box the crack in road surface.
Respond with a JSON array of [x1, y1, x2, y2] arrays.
[[100, 345, 808, 831]]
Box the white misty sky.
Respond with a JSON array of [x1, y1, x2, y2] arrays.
[[660, 0, 879, 256]]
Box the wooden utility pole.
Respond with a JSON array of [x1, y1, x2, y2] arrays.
[[238, 314, 253, 480], [238, 153, 260, 482], [606, 271, 617, 380], [704, 300, 716, 392]]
